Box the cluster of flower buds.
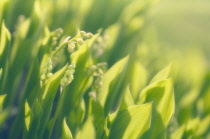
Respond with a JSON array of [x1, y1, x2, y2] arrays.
[[89, 63, 107, 100], [51, 28, 63, 46], [66, 31, 93, 54], [40, 58, 53, 83], [60, 63, 76, 89], [79, 31, 93, 40], [92, 31, 109, 58]]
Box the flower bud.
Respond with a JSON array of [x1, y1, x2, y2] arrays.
[[64, 36, 71, 43], [67, 42, 75, 53], [65, 70, 74, 76], [87, 32, 93, 39], [41, 74, 46, 80], [68, 64, 76, 69], [48, 65, 53, 71], [80, 31, 86, 36], [47, 73, 53, 78], [76, 38, 84, 46]]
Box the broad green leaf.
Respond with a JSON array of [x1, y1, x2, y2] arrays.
[[0, 94, 6, 111], [170, 125, 185, 139], [129, 61, 147, 101], [150, 64, 173, 84], [75, 117, 95, 139], [139, 78, 175, 127], [97, 56, 128, 115], [195, 114, 210, 137], [109, 102, 152, 139], [184, 117, 200, 137], [61, 117, 73, 139], [119, 86, 134, 111], [88, 98, 105, 139]]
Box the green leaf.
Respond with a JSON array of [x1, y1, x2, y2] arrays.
[[184, 117, 200, 137], [129, 61, 147, 101], [88, 98, 106, 139], [24, 99, 42, 139], [0, 94, 6, 111], [24, 100, 33, 132], [195, 114, 210, 137], [0, 0, 9, 23], [75, 117, 95, 139], [0, 22, 10, 92], [150, 64, 173, 84], [61, 117, 73, 139], [170, 125, 185, 139], [139, 78, 175, 127], [0, 21, 11, 62], [97, 56, 128, 115], [0, 94, 7, 128], [38, 65, 67, 138], [119, 86, 134, 111], [108, 102, 152, 139]]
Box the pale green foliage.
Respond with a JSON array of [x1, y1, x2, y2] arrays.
[[0, 0, 209, 138], [109, 103, 152, 139]]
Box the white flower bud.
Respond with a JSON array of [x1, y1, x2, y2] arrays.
[[80, 31, 86, 35], [47, 73, 53, 78], [68, 75, 74, 83], [62, 77, 68, 83], [76, 38, 84, 46], [68, 64, 76, 69], [65, 70, 73, 76], [87, 33, 93, 39], [48, 65, 53, 71], [67, 42, 75, 53], [48, 58, 52, 64], [60, 80, 66, 86], [41, 74, 46, 80], [42, 69, 47, 74], [63, 36, 71, 43]]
